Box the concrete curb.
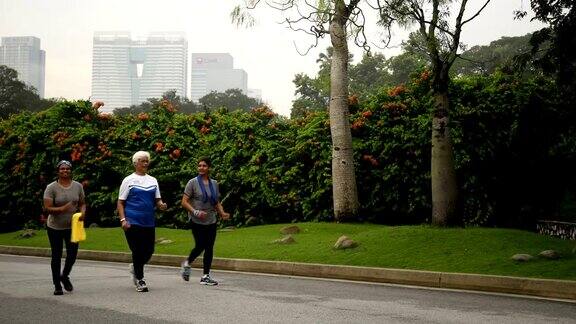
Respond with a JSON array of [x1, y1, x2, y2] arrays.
[[2, 245, 575, 301]]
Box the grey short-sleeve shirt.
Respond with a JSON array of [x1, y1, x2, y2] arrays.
[[43, 181, 85, 230], [184, 177, 220, 225]]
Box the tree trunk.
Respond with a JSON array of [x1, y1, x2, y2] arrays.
[[329, 2, 359, 221], [431, 89, 459, 226]]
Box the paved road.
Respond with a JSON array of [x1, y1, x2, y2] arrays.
[[0, 254, 574, 323]]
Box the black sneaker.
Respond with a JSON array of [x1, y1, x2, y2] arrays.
[[200, 274, 218, 286], [136, 279, 148, 292], [53, 287, 64, 295], [60, 276, 73, 292]]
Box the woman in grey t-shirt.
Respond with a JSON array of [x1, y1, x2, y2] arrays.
[[180, 156, 230, 285], [42, 160, 86, 296]]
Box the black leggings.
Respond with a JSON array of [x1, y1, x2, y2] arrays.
[[187, 222, 217, 275], [124, 225, 155, 280], [47, 227, 78, 288]]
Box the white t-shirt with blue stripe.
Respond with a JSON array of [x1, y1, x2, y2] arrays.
[[118, 173, 161, 227]]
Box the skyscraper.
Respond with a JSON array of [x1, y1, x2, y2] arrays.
[[248, 88, 262, 101], [91, 32, 187, 113], [190, 53, 248, 102], [0, 36, 46, 98]]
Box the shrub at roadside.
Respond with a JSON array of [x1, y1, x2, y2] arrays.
[[0, 73, 574, 231]]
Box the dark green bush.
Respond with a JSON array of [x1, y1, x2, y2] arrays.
[[1, 73, 573, 231]]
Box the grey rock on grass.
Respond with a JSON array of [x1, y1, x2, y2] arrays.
[[273, 235, 295, 244], [334, 235, 358, 250], [280, 225, 301, 235], [19, 229, 36, 239], [538, 250, 560, 260], [511, 254, 533, 262]]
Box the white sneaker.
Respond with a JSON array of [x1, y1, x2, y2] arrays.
[[200, 274, 218, 286], [136, 279, 148, 292], [181, 260, 191, 282]]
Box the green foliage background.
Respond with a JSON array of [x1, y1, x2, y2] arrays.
[[1, 72, 574, 231]]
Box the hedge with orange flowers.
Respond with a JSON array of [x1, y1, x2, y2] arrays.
[[1, 72, 574, 231]]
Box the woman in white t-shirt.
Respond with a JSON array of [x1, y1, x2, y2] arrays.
[[117, 151, 167, 293]]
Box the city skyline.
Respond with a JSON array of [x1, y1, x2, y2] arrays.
[[0, 0, 546, 116], [91, 31, 188, 113], [190, 53, 248, 103], [0, 36, 45, 98]]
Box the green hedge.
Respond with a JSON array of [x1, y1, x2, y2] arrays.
[[1, 72, 573, 231]]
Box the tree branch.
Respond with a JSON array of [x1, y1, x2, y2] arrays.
[[460, 0, 491, 26]]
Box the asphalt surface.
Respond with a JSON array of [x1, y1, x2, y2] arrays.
[[0, 254, 575, 323]]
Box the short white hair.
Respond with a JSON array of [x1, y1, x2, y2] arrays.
[[132, 151, 150, 165]]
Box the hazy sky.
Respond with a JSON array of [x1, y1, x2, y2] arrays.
[[0, 0, 543, 116]]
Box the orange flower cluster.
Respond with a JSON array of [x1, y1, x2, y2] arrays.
[[83, 114, 92, 122], [362, 110, 373, 118], [351, 118, 365, 131], [362, 154, 379, 166], [92, 101, 105, 110], [97, 113, 112, 121], [154, 142, 164, 153], [160, 99, 176, 113], [420, 70, 430, 81], [251, 106, 275, 118], [200, 125, 210, 135], [382, 102, 408, 113], [348, 94, 359, 106], [52, 131, 69, 147], [198, 116, 213, 135], [169, 148, 181, 160], [137, 112, 149, 121], [388, 85, 407, 97], [70, 143, 87, 162], [95, 142, 112, 160]]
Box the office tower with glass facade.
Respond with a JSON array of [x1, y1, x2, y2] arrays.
[[0, 36, 46, 97], [190, 53, 248, 102], [91, 32, 187, 113]]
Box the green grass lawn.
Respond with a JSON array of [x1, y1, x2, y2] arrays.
[[1, 223, 575, 281]]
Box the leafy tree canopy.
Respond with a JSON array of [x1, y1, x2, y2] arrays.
[[0, 65, 56, 119], [452, 34, 538, 76], [199, 88, 262, 112], [114, 90, 201, 115], [516, 0, 576, 94]]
